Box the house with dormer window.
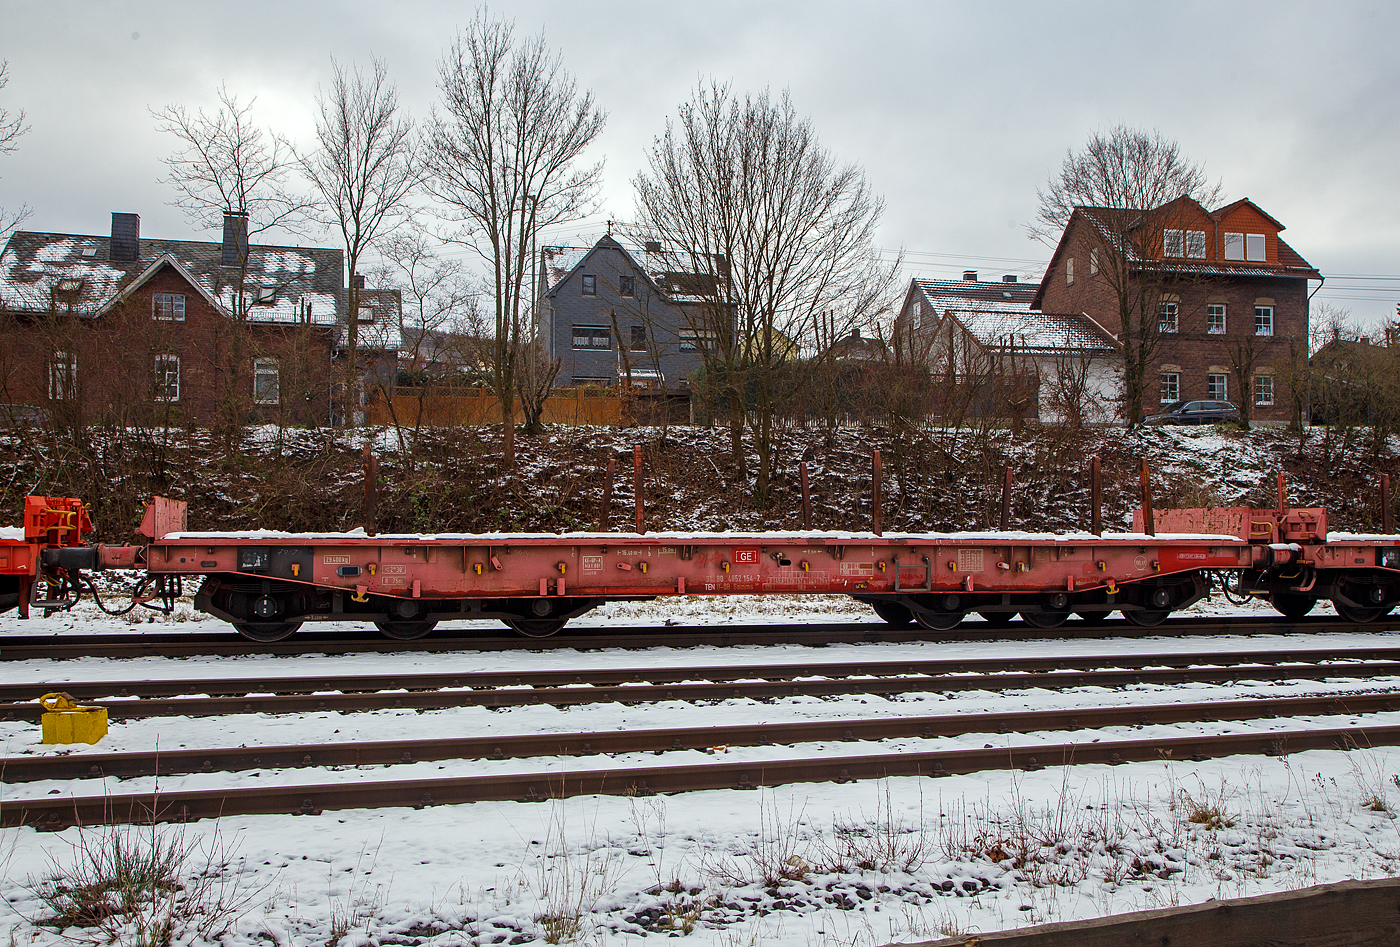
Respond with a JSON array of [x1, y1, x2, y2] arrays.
[[0, 211, 400, 426], [1032, 197, 1321, 424]]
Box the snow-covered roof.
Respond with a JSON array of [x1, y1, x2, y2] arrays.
[[914, 277, 1039, 312], [0, 229, 397, 336], [947, 308, 1119, 356], [542, 236, 723, 305]]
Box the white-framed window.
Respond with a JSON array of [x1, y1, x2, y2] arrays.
[[153, 354, 180, 402], [1255, 306, 1274, 336], [153, 293, 185, 322], [1254, 374, 1275, 406], [1246, 233, 1266, 262], [581, 275, 596, 296], [1184, 230, 1206, 259], [1158, 302, 1179, 333], [1089, 249, 1098, 275], [253, 358, 280, 405], [1163, 229, 1184, 257], [1159, 372, 1179, 403], [572, 325, 611, 350], [357, 306, 375, 323], [679, 328, 716, 352], [619, 274, 635, 297], [1224, 233, 1244, 261], [1065, 257, 1074, 285], [1207, 304, 1226, 334], [49, 351, 76, 401], [1207, 373, 1228, 401]]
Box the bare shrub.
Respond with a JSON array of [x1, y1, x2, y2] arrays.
[[704, 794, 810, 888], [819, 782, 930, 874], [528, 800, 623, 945], [24, 821, 255, 945]]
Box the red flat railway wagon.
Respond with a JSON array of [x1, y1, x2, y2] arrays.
[[11, 495, 1400, 640]]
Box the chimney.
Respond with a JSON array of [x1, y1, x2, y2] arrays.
[[110, 213, 140, 263], [850, 327, 861, 339], [962, 270, 977, 281], [352, 274, 366, 289], [221, 212, 249, 266], [1002, 274, 1018, 283]]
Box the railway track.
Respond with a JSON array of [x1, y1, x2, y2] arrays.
[[4, 614, 1400, 660], [7, 646, 1400, 720], [6, 691, 1394, 785], [8, 719, 1396, 829]]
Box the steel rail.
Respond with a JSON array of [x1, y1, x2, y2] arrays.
[[5, 658, 1400, 721], [8, 723, 1397, 829], [9, 644, 1400, 705], [3, 615, 1398, 661], [6, 692, 1395, 785]]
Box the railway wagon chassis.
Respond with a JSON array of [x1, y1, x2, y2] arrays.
[[8, 495, 1400, 641]]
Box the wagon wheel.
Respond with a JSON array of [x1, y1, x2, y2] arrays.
[[231, 621, 302, 642], [505, 617, 568, 637], [870, 601, 914, 627], [913, 611, 964, 631], [1335, 602, 1387, 624], [1019, 611, 1069, 629], [1269, 593, 1316, 620], [374, 620, 438, 640], [1122, 609, 1171, 627]]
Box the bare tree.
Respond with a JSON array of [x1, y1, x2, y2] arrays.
[[153, 87, 311, 439], [635, 83, 893, 501], [369, 228, 480, 457], [302, 57, 419, 426], [0, 60, 31, 237], [1031, 126, 1222, 427], [425, 14, 605, 466]]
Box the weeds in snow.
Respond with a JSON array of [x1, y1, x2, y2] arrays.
[[527, 799, 624, 944], [705, 793, 811, 888], [23, 820, 255, 946]]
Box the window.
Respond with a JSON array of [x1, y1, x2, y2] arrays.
[[679, 328, 715, 352], [49, 351, 76, 401], [1255, 306, 1274, 336], [572, 375, 610, 387], [629, 325, 647, 351], [1159, 372, 1179, 403], [1224, 232, 1244, 261], [1254, 374, 1274, 406], [1246, 233, 1266, 262], [1207, 373, 1228, 401], [357, 307, 375, 323], [581, 275, 596, 296], [1163, 229, 1183, 257], [153, 293, 185, 321], [1158, 302, 1179, 333], [1184, 230, 1206, 259], [1089, 249, 1098, 276], [254, 358, 280, 405], [153, 355, 180, 402], [572, 325, 611, 350], [1065, 257, 1074, 285], [619, 274, 635, 297], [1207, 304, 1226, 334]]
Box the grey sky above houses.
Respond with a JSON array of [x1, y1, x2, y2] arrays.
[[2, 0, 1397, 329]]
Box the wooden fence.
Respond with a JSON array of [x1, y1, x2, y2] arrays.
[[365, 387, 692, 428], [900, 877, 1400, 947]]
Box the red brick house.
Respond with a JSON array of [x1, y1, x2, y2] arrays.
[[0, 212, 399, 428], [1031, 197, 1321, 424]]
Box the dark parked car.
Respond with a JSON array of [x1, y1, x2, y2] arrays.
[[1144, 400, 1241, 425]]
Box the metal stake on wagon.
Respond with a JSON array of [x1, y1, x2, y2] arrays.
[[872, 449, 883, 537]]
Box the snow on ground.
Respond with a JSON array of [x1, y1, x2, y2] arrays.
[[2, 595, 1400, 945]]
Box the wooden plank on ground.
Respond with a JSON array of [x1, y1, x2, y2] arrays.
[[896, 877, 1400, 947]]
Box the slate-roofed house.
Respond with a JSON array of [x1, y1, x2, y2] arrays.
[[538, 234, 723, 389], [1031, 197, 1321, 424], [895, 275, 1121, 424], [0, 212, 400, 426]]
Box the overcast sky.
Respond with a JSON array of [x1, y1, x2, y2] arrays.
[[2, 0, 1397, 327]]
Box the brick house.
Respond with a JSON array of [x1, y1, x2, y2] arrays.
[[0, 212, 399, 427], [538, 234, 720, 389], [1031, 197, 1321, 423], [893, 274, 1121, 423]]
